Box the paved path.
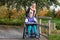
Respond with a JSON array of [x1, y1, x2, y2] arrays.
[[0, 25, 48, 40]]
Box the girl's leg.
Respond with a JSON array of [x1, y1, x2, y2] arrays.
[[27, 25, 32, 37], [32, 25, 38, 35]]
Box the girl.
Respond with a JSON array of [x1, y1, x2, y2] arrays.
[[25, 10, 38, 38], [26, 1, 36, 17]]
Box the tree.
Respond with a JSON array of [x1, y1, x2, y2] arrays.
[[36, 0, 60, 9], [0, 0, 59, 11]]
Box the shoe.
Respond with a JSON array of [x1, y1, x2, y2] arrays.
[[36, 35, 39, 39], [32, 34, 35, 37], [26, 35, 29, 38], [26, 35, 30, 38]]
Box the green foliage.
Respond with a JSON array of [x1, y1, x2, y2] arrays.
[[0, 18, 24, 26], [0, 18, 9, 25], [50, 0, 59, 5], [0, 0, 60, 11], [46, 10, 56, 18], [0, 0, 60, 26], [52, 18, 60, 30], [9, 18, 24, 25], [0, 6, 25, 26], [56, 24, 60, 30], [49, 34, 60, 40]]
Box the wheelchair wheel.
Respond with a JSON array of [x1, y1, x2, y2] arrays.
[[23, 32, 25, 39], [36, 37, 40, 40], [23, 27, 26, 39], [36, 33, 40, 40], [36, 38, 40, 40]]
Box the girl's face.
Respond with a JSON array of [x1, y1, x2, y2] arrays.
[[29, 11, 33, 18]]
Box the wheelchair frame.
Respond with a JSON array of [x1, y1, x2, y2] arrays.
[[23, 23, 40, 40]]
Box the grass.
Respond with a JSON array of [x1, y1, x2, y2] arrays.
[[52, 18, 60, 30], [0, 18, 24, 26], [0, 17, 59, 28], [49, 34, 60, 40], [42, 18, 60, 30], [52, 18, 60, 24]]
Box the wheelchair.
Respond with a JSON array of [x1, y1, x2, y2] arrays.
[[23, 22, 40, 40]]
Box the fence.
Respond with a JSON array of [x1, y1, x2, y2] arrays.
[[37, 16, 52, 38]]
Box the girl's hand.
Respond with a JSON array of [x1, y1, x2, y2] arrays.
[[31, 22, 34, 23], [28, 22, 34, 24], [28, 22, 31, 23]]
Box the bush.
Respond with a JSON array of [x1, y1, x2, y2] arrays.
[[56, 24, 60, 30], [0, 6, 8, 18], [9, 8, 25, 19], [52, 18, 60, 30], [0, 6, 25, 25], [46, 10, 56, 18], [37, 7, 48, 16]]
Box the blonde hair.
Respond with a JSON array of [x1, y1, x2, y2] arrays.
[[31, 1, 36, 5]]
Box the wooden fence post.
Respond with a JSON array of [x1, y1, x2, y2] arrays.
[[39, 19, 42, 34], [48, 20, 51, 35], [54, 23, 56, 30]]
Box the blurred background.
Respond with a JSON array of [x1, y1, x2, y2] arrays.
[[0, 0, 60, 40], [0, 0, 60, 31], [0, 0, 60, 26], [0, 0, 60, 29]]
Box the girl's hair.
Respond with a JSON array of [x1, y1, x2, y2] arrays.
[[26, 1, 36, 17], [26, 7, 30, 17], [31, 1, 36, 5]]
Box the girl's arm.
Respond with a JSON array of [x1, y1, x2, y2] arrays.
[[34, 17, 38, 23]]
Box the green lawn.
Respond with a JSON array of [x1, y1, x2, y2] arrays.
[[52, 18, 60, 30], [52, 18, 60, 24], [42, 18, 60, 30], [48, 18, 60, 40], [0, 17, 60, 27], [0, 18, 24, 26], [49, 34, 60, 40]]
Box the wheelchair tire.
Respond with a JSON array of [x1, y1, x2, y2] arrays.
[[23, 27, 26, 39]]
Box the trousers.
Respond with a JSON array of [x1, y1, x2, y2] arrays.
[[27, 25, 38, 36]]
